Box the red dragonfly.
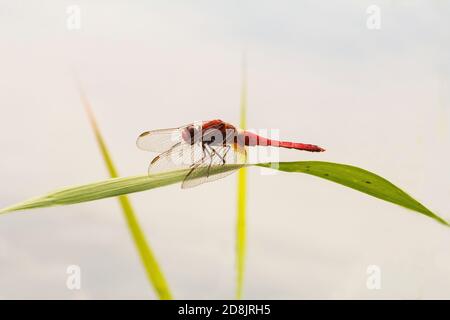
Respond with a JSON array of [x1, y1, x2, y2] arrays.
[[137, 119, 325, 188]]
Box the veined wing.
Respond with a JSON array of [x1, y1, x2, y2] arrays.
[[137, 127, 186, 153], [148, 142, 205, 175], [181, 144, 247, 189]]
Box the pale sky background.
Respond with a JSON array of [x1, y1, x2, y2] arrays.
[[0, 0, 450, 299]]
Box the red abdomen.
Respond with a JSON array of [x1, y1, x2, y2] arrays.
[[242, 131, 325, 152]]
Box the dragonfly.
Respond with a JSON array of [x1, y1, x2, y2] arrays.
[[136, 119, 325, 188]]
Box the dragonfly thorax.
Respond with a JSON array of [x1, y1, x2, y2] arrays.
[[182, 123, 238, 146]]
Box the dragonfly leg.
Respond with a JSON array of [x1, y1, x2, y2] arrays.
[[204, 144, 216, 177], [211, 145, 229, 165], [190, 144, 207, 168], [221, 145, 231, 165]]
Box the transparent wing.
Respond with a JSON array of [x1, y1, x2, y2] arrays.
[[137, 127, 186, 153], [148, 142, 205, 175], [181, 144, 247, 189]]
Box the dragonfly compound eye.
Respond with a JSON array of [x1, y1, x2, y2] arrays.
[[182, 126, 200, 144]]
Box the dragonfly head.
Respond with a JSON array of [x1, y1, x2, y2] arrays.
[[182, 125, 201, 144]]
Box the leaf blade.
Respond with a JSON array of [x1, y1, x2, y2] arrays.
[[258, 161, 448, 226], [0, 167, 242, 214], [0, 162, 447, 227], [236, 53, 248, 300], [80, 88, 173, 300]]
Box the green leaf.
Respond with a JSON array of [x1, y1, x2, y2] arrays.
[[79, 88, 172, 300], [258, 161, 449, 226], [0, 166, 242, 214], [0, 162, 447, 227], [236, 53, 248, 300]]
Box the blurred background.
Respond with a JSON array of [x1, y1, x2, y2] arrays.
[[0, 0, 449, 299]]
